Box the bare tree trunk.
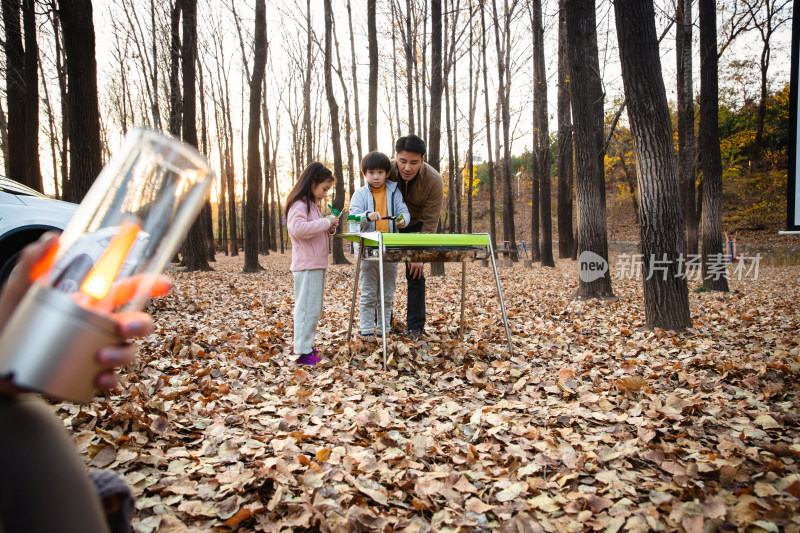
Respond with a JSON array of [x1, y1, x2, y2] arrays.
[[50, 2, 68, 191], [243, 0, 267, 273], [150, 0, 162, 130], [169, 0, 182, 137], [444, 0, 455, 233], [179, 0, 210, 272], [452, 9, 461, 235], [347, 0, 364, 174], [677, 0, 698, 256], [405, 0, 415, 132], [532, 0, 553, 267], [332, 18, 355, 199], [480, 1, 497, 250], [492, 0, 516, 259], [198, 57, 214, 261], [565, 0, 613, 297], [467, 9, 476, 234], [422, 2, 428, 143], [58, 0, 102, 203], [22, 0, 41, 191], [302, 0, 313, 164], [261, 79, 271, 255], [429, 0, 443, 172], [556, 0, 574, 259], [38, 51, 60, 199], [699, 0, 728, 292], [615, 0, 691, 330], [367, 0, 378, 151], [324, 0, 348, 265], [4, 0, 26, 188], [391, 1, 402, 140]]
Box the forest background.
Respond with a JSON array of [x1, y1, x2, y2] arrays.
[[2, 0, 794, 258]]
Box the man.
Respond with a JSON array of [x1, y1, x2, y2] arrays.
[[388, 134, 444, 339]]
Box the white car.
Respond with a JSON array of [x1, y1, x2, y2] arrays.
[[0, 178, 77, 286]]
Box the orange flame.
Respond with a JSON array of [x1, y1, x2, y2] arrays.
[[80, 221, 141, 301]]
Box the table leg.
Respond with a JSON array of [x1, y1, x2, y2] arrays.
[[377, 235, 387, 369], [488, 241, 514, 355], [346, 238, 364, 343], [459, 259, 466, 340]]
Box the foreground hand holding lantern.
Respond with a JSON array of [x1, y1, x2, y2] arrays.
[[0, 128, 214, 403]]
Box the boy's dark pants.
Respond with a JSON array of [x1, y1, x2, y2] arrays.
[[399, 222, 426, 331]]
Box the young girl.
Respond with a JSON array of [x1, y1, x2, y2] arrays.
[[285, 162, 339, 365]]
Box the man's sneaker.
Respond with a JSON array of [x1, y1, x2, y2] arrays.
[[360, 333, 377, 342], [408, 328, 424, 340]]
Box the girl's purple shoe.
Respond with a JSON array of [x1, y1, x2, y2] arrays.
[[296, 348, 321, 366]]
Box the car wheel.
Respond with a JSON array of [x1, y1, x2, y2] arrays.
[[0, 247, 25, 288]]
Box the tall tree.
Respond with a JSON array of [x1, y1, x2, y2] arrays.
[[615, 0, 691, 330], [243, 0, 268, 273], [168, 0, 181, 137], [3, 0, 25, 188], [179, 0, 210, 272], [531, 0, 553, 267], [676, 0, 698, 256], [429, 0, 443, 170], [324, 0, 348, 265], [58, 0, 103, 203], [743, 0, 792, 171], [367, 0, 378, 151], [492, 0, 517, 259], [22, 0, 40, 192], [404, 0, 415, 132], [556, 0, 574, 259], [480, 0, 497, 250], [302, 0, 313, 164], [346, 0, 364, 175], [466, 6, 479, 234], [565, 0, 613, 297], [699, 0, 728, 292]]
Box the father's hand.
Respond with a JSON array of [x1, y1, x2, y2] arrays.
[[408, 262, 424, 279]]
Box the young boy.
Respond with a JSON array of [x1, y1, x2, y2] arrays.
[[349, 151, 410, 340]]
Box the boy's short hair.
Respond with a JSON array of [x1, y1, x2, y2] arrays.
[[360, 151, 392, 175], [395, 134, 426, 156]]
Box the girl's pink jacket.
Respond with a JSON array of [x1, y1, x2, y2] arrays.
[[287, 200, 332, 271]]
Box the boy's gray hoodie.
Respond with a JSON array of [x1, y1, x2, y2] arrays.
[[349, 180, 410, 233]]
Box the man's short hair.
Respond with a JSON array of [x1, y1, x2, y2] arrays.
[[360, 151, 392, 175], [395, 134, 426, 157]]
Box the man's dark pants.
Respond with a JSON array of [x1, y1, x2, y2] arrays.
[[399, 222, 425, 331]]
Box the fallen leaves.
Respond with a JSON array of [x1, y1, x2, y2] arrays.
[[56, 254, 800, 531]]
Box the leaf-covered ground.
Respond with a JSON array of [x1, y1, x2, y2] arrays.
[[55, 253, 800, 532]]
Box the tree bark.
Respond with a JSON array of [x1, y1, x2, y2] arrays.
[[615, 0, 691, 330], [168, 0, 182, 137], [324, 0, 348, 265], [480, 1, 497, 251], [565, 0, 613, 297], [699, 0, 728, 291], [367, 0, 378, 151], [179, 0, 211, 272], [4, 0, 25, 187], [492, 0, 516, 259], [347, 1, 364, 176], [677, 0, 698, 256], [243, 0, 267, 273], [428, 0, 443, 171], [556, 0, 574, 259], [58, 0, 102, 203], [22, 0, 41, 191], [532, 0, 553, 267], [405, 0, 415, 133]]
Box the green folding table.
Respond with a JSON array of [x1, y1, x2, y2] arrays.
[[340, 232, 514, 367]]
